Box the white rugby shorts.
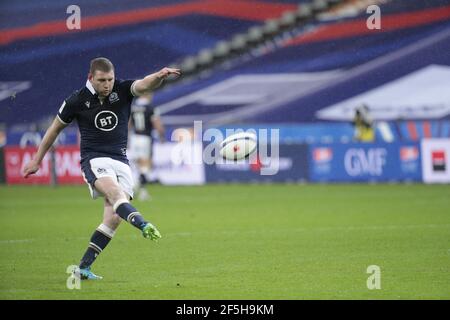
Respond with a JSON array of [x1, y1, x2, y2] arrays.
[[81, 157, 134, 200]]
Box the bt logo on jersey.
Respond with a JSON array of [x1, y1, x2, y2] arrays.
[[94, 111, 118, 131]]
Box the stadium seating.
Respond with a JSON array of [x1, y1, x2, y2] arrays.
[[1, 0, 449, 141]]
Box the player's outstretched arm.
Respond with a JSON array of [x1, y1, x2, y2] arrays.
[[132, 67, 181, 96], [22, 117, 67, 178]]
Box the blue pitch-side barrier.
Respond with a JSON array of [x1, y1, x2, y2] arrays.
[[204, 144, 309, 183], [308, 142, 422, 182], [0, 138, 440, 183], [204, 142, 423, 183], [6, 124, 449, 184]]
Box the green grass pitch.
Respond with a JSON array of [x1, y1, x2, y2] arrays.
[[0, 184, 449, 299]]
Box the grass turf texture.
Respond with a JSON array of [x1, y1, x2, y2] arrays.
[[0, 184, 449, 300]]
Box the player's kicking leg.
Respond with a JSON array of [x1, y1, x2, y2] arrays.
[[95, 177, 161, 240]]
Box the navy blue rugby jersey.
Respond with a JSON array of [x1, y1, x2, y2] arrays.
[[57, 79, 136, 164]]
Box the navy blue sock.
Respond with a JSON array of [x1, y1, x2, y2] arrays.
[[79, 230, 112, 269], [115, 202, 147, 229]]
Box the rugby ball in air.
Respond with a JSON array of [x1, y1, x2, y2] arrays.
[[219, 132, 257, 161]]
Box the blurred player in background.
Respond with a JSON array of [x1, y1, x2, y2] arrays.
[[129, 93, 166, 201], [353, 104, 375, 142], [23, 57, 180, 280]]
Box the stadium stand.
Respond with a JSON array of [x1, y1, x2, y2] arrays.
[[1, 0, 449, 149]]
